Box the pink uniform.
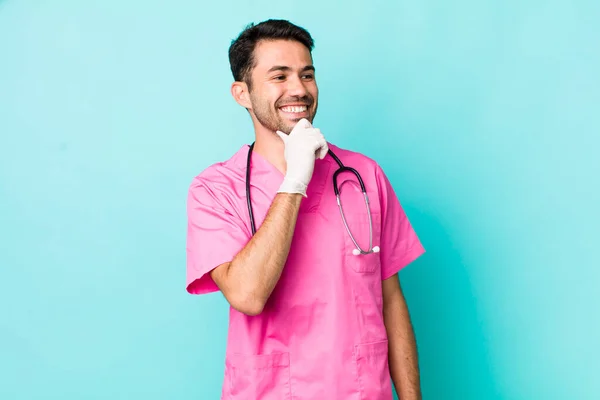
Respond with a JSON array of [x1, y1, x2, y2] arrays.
[[186, 143, 425, 400]]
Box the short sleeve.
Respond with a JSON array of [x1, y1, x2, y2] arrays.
[[375, 164, 425, 280], [186, 177, 250, 295]]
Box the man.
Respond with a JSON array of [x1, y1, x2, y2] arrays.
[[186, 19, 425, 400]]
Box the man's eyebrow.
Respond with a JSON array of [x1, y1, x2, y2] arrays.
[[267, 65, 316, 73]]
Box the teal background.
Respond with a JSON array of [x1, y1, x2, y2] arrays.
[[1, 0, 598, 399]]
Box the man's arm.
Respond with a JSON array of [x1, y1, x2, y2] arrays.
[[210, 193, 303, 316], [383, 273, 422, 400], [207, 119, 326, 316]]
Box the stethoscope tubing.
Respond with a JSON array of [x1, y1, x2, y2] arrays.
[[246, 142, 378, 255]]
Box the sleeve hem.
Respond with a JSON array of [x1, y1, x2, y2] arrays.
[[186, 261, 229, 295], [186, 274, 220, 295], [381, 242, 426, 280]]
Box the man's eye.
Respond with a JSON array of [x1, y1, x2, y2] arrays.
[[273, 75, 285, 80], [302, 74, 314, 79]]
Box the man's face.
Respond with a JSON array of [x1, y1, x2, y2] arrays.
[[246, 39, 318, 134]]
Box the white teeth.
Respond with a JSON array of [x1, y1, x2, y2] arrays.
[[281, 106, 307, 113]]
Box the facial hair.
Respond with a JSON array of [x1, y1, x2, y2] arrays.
[[249, 93, 318, 134]]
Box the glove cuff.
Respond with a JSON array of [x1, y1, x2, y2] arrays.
[[277, 177, 308, 197]]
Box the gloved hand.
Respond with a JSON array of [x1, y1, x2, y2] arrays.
[[275, 118, 329, 197]]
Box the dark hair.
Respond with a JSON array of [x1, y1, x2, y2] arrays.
[[228, 19, 315, 89]]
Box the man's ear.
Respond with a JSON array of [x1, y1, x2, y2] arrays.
[[231, 81, 252, 109]]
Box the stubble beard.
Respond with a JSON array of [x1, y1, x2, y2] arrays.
[[250, 95, 317, 135]]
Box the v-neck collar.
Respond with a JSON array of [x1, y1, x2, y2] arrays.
[[233, 143, 334, 212]]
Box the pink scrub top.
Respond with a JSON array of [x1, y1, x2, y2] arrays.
[[186, 143, 425, 400]]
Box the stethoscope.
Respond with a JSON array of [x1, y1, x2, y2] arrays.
[[246, 142, 380, 256]]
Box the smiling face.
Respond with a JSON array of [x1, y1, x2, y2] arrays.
[[235, 39, 319, 134]]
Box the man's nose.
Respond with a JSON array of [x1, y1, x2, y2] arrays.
[[286, 76, 308, 97]]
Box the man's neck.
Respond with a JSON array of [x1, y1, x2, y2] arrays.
[[253, 129, 287, 175]]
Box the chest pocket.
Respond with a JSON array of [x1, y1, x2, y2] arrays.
[[337, 178, 382, 274]]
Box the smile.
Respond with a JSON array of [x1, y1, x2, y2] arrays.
[[279, 105, 308, 113]]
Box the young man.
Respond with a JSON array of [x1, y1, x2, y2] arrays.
[[186, 19, 425, 400]]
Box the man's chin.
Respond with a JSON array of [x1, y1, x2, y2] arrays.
[[270, 114, 314, 134], [276, 126, 294, 135], [283, 116, 312, 130], [275, 122, 299, 134]]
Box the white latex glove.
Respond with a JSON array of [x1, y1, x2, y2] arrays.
[[275, 118, 329, 197]]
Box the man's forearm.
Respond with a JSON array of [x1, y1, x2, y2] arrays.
[[226, 192, 302, 313], [383, 275, 422, 399]]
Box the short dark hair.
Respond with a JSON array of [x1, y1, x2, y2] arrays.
[[228, 19, 315, 89]]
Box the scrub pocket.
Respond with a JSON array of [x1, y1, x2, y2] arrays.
[[226, 352, 291, 400], [353, 340, 393, 400], [337, 177, 382, 274], [342, 212, 382, 274]]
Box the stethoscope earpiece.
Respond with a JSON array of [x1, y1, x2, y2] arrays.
[[352, 246, 381, 256]]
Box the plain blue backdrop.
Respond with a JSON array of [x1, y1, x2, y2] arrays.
[[1, 0, 599, 399]]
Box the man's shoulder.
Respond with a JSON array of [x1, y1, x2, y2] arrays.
[[188, 145, 247, 191], [327, 142, 381, 172]]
